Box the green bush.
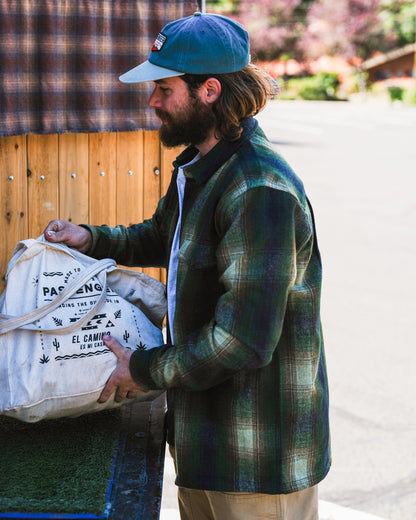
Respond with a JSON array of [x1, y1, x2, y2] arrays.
[[388, 86, 404, 101], [280, 72, 340, 101], [315, 72, 340, 92], [299, 86, 329, 100], [403, 88, 416, 105]]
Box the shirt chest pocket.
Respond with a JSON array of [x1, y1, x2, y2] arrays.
[[177, 239, 217, 270], [176, 238, 221, 331]]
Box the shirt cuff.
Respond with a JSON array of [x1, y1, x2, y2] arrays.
[[79, 224, 99, 256], [129, 347, 160, 390]]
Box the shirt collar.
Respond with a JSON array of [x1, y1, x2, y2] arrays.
[[173, 118, 259, 185]]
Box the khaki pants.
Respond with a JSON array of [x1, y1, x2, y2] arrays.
[[169, 447, 319, 520]]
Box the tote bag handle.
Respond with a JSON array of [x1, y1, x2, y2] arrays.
[[0, 258, 115, 335]]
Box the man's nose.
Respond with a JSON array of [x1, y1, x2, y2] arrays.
[[148, 89, 161, 108]]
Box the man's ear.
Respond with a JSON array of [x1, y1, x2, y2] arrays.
[[202, 78, 221, 104]]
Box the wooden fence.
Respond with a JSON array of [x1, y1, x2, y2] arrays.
[[0, 131, 182, 293]]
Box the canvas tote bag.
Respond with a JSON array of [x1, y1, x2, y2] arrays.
[[0, 237, 167, 422]]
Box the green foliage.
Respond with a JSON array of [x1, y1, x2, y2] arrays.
[[380, 0, 416, 46], [349, 70, 369, 94], [388, 86, 404, 101], [206, 0, 239, 14], [299, 86, 330, 100], [280, 72, 341, 100], [402, 88, 416, 105]]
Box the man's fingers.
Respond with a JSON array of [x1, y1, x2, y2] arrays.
[[44, 220, 60, 233], [98, 335, 142, 404], [44, 229, 66, 243], [115, 389, 129, 402], [102, 334, 124, 355], [98, 377, 118, 403], [98, 380, 140, 404], [44, 220, 65, 242], [43, 220, 92, 252]]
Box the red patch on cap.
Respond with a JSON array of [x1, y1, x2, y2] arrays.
[[152, 33, 167, 52]]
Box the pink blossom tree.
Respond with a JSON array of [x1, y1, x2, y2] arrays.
[[236, 0, 310, 61], [300, 0, 392, 61], [300, 0, 401, 91]]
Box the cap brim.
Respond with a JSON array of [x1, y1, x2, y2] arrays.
[[119, 60, 184, 83]]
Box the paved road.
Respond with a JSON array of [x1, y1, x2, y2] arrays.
[[257, 100, 416, 520], [160, 99, 416, 520]]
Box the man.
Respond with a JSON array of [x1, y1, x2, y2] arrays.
[[45, 12, 330, 520]]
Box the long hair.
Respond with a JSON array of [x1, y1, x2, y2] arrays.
[[182, 63, 277, 142]]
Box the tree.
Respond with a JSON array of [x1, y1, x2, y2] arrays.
[[207, 0, 415, 65], [379, 0, 416, 47], [231, 0, 314, 61], [300, 0, 388, 62]]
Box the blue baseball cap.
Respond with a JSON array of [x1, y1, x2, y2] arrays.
[[119, 12, 250, 83]]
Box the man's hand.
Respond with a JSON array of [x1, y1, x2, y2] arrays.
[[44, 220, 92, 253], [98, 335, 144, 403]]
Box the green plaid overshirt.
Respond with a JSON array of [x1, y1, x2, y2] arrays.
[[85, 118, 331, 494]]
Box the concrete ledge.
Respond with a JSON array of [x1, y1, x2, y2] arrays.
[[319, 501, 388, 520]]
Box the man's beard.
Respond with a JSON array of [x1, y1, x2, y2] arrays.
[[156, 97, 217, 148]]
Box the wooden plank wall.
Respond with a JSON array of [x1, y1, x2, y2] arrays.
[[0, 131, 181, 293]]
